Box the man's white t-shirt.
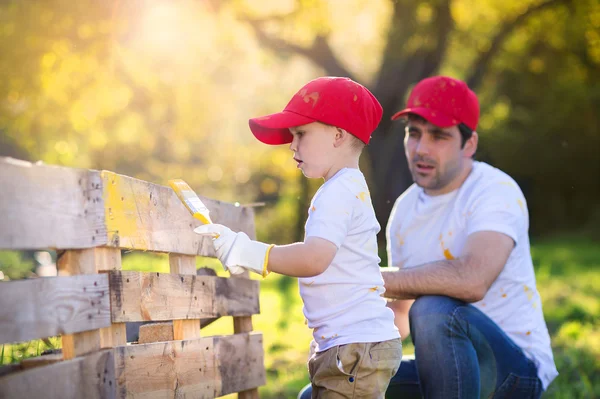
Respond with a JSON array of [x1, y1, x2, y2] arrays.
[[300, 168, 400, 352], [386, 161, 558, 390]]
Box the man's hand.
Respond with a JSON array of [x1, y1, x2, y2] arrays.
[[194, 224, 270, 276]]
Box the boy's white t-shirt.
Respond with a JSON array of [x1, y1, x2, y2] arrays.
[[300, 168, 400, 352], [386, 161, 558, 390]]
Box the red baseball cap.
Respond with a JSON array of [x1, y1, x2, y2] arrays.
[[391, 76, 480, 131], [249, 77, 383, 145]]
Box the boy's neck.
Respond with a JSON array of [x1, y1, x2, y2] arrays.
[[324, 156, 360, 181]]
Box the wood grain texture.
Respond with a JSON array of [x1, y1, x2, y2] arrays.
[[114, 333, 265, 398], [59, 248, 126, 360], [0, 157, 106, 250], [109, 271, 259, 322], [170, 254, 201, 340], [0, 349, 116, 399], [0, 274, 111, 345], [231, 271, 260, 399], [102, 170, 255, 255], [0, 157, 255, 253]]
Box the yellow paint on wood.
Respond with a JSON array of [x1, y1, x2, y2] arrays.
[[102, 171, 148, 248]]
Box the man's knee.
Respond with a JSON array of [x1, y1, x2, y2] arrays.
[[409, 295, 466, 335]]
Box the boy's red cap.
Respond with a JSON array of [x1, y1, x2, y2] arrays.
[[249, 77, 383, 145], [391, 76, 480, 131]]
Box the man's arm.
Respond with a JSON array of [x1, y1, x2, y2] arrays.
[[267, 237, 337, 277], [382, 231, 513, 302]]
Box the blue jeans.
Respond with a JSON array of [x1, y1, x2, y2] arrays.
[[299, 296, 543, 399]]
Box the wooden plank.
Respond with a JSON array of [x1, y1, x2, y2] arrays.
[[109, 271, 260, 322], [20, 352, 63, 370], [0, 274, 111, 345], [232, 270, 260, 399], [0, 157, 106, 250], [138, 322, 174, 343], [60, 248, 126, 360], [170, 254, 202, 340], [0, 349, 116, 399], [101, 170, 256, 255], [114, 333, 265, 398], [0, 157, 255, 253]]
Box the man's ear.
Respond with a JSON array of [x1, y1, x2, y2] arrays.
[[333, 127, 348, 148], [463, 131, 478, 158]]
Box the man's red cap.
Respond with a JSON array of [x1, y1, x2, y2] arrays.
[[391, 76, 480, 131], [249, 77, 383, 145]]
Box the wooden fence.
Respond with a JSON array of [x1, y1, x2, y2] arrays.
[[0, 157, 265, 398]]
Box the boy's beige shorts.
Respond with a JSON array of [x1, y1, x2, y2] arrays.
[[308, 338, 402, 398]]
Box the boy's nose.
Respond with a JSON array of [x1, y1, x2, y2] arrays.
[[289, 137, 298, 151]]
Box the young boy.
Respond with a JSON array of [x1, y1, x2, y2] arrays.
[[195, 77, 401, 398]]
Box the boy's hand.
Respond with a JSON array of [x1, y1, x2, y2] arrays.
[[194, 224, 270, 276]]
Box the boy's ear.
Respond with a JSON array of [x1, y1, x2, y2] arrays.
[[333, 127, 348, 148]]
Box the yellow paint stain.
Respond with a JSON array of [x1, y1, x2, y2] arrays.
[[526, 331, 531, 336], [524, 285, 529, 292], [311, 206, 316, 212], [499, 181, 514, 187], [439, 233, 443, 240], [526, 291, 534, 301], [102, 171, 150, 248], [502, 293, 507, 298], [532, 302, 538, 309], [443, 248, 455, 260], [481, 302, 486, 307], [334, 334, 338, 337], [356, 191, 368, 201], [369, 286, 379, 292], [517, 199, 525, 213], [321, 335, 325, 339], [448, 231, 453, 236]]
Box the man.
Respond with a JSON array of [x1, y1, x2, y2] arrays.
[[382, 76, 557, 398], [299, 76, 557, 398]]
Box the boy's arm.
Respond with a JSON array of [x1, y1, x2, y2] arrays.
[[267, 237, 337, 277], [194, 224, 337, 277]]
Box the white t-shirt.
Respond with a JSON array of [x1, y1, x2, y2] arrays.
[[300, 168, 400, 352], [386, 161, 558, 390]]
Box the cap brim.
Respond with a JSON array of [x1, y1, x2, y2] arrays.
[[391, 107, 458, 127], [249, 111, 317, 145]]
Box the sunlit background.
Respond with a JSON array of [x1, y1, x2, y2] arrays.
[[1, 0, 599, 397]]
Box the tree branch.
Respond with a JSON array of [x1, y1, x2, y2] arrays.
[[242, 17, 355, 79], [467, 0, 571, 90]]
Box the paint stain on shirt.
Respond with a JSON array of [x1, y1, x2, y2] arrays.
[[443, 248, 455, 260], [517, 199, 525, 213], [369, 286, 379, 292], [311, 206, 316, 212], [356, 192, 368, 202]]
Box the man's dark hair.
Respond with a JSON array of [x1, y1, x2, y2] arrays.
[[457, 123, 474, 148]]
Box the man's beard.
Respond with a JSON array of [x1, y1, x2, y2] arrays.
[[411, 156, 462, 192]]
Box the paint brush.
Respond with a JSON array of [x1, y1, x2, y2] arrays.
[[168, 179, 213, 225]]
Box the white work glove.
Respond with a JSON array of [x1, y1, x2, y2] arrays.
[[194, 224, 271, 277]]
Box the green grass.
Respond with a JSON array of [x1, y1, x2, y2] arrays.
[[1, 236, 598, 398]]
